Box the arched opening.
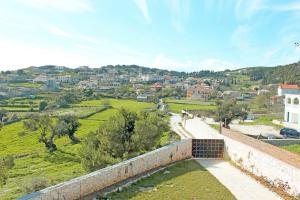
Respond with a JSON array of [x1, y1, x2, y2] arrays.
[[294, 98, 299, 105]]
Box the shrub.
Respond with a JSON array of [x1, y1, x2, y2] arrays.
[[21, 177, 49, 194]]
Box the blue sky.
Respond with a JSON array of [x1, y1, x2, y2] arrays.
[[0, 0, 300, 72]]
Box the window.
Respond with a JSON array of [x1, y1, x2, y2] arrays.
[[294, 98, 299, 105], [287, 98, 291, 104]]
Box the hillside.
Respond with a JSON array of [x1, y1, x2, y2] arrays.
[[240, 61, 300, 84]]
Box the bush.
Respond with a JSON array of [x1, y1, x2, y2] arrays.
[[21, 177, 49, 194]]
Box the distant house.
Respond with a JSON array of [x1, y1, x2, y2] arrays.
[[278, 83, 300, 96], [186, 84, 213, 100], [257, 89, 270, 95], [222, 90, 240, 99], [150, 82, 163, 91], [136, 94, 153, 102], [33, 75, 48, 83], [284, 94, 300, 126], [56, 75, 73, 83]]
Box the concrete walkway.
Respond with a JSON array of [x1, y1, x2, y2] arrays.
[[197, 159, 282, 200], [184, 116, 223, 139]]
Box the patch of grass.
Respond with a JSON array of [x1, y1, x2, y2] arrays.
[[167, 103, 216, 113], [281, 144, 300, 155], [7, 83, 42, 88], [209, 124, 220, 131], [0, 99, 154, 200], [107, 160, 236, 200]]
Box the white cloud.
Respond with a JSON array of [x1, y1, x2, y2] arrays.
[[152, 53, 238, 72], [261, 33, 300, 66], [0, 38, 95, 69], [268, 2, 300, 12], [134, 0, 151, 23], [153, 53, 192, 71], [17, 0, 92, 12], [231, 25, 255, 52], [198, 58, 239, 71], [46, 25, 103, 44], [165, 0, 190, 32], [235, 0, 264, 20]]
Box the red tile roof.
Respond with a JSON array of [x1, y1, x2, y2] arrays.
[[279, 83, 299, 89]]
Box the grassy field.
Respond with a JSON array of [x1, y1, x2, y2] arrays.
[[165, 99, 216, 114], [7, 82, 42, 88], [0, 99, 155, 200], [281, 144, 300, 155], [167, 103, 216, 113], [108, 160, 236, 200]]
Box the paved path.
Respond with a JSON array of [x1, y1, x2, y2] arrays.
[[197, 159, 282, 200], [184, 116, 223, 139], [170, 113, 192, 139]]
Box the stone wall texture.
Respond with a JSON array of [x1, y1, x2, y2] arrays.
[[261, 139, 300, 147], [22, 139, 192, 200], [222, 128, 300, 197]]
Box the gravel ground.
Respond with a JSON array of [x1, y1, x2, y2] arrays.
[[230, 124, 282, 138]]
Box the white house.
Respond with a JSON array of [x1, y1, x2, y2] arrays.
[[284, 94, 300, 126], [278, 83, 300, 96]]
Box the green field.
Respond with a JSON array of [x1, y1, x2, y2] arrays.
[[282, 144, 300, 155], [0, 99, 155, 200], [7, 82, 42, 88], [108, 160, 236, 200], [167, 103, 216, 113]]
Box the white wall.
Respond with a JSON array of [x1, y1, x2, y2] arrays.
[[222, 131, 300, 197], [23, 139, 192, 200]]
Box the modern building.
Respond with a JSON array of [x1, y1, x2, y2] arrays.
[[278, 83, 300, 96], [284, 94, 300, 126]]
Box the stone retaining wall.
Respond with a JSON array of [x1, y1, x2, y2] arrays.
[[20, 139, 192, 200], [222, 128, 300, 197], [261, 139, 300, 147]]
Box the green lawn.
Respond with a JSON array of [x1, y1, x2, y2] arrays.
[[281, 144, 300, 155], [167, 103, 216, 113], [107, 160, 236, 200], [0, 99, 154, 200], [165, 99, 215, 105]]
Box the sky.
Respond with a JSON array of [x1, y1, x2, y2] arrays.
[[0, 0, 300, 72]]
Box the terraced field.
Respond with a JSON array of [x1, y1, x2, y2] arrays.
[[0, 99, 154, 200]]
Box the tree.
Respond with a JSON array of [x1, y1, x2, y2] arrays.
[[54, 115, 80, 143], [23, 114, 80, 151], [79, 132, 119, 172], [133, 113, 169, 151], [0, 109, 7, 122], [214, 99, 249, 128], [0, 155, 15, 186], [39, 101, 48, 111], [255, 94, 271, 109], [79, 109, 170, 172]]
